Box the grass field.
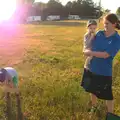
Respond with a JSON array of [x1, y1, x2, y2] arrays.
[[0, 21, 120, 120]]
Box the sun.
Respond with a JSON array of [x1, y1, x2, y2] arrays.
[[0, 0, 16, 21]]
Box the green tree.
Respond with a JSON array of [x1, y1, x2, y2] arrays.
[[65, 0, 100, 17], [24, 0, 35, 3], [116, 7, 120, 16], [47, 0, 63, 15]]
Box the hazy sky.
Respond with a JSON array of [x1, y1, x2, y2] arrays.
[[35, 0, 120, 13]]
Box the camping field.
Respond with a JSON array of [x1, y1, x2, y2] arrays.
[[0, 20, 120, 120]]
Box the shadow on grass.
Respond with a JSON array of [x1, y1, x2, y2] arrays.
[[30, 21, 86, 27]]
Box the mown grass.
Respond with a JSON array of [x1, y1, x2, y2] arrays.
[[0, 21, 120, 120]]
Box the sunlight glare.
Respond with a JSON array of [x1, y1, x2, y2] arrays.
[[0, 0, 16, 21]]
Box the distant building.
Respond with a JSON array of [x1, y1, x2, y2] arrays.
[[46, 15, 60, 21], [26, 16, 41, 22]]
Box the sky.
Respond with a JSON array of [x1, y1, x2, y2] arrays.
[[35, 0, 120, 13]]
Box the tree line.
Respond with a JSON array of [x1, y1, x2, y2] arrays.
[[13, 0, 103, 22]]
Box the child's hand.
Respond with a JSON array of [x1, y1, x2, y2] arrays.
[[7, 80, 14, 88], [83, 49, 92, 56], [90, 33, 95, 40], [91, 32, 95, 36], [9, 84, 13, 88]]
